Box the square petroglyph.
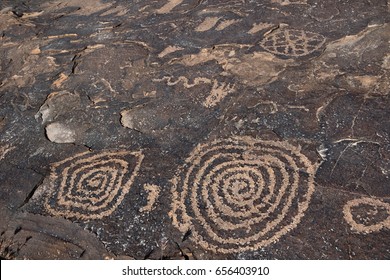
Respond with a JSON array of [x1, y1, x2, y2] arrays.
[[170, 136, 316, 254], [42, 151, 144, 220]]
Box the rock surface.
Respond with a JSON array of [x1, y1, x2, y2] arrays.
[[0, 0, 389, 259]]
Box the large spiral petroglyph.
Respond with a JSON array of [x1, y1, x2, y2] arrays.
[[343, 197, 390, 233], [44, 150, 144, 220], [260, 28, 326, 57], [170, 137, 316, 254]]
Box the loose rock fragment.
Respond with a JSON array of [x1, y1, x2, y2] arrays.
[[45, 122, 76, 144]]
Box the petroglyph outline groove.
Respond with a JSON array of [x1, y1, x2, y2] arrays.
[[140, 184, 161, 213], [170, 137, 316, 254], [260, 28, 326, 57], [343, 197, 390, 233], [45, 150, 144, 220], [203, 80, 235, 108]]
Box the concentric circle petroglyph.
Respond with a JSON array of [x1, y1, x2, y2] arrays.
[[343, 197, 390, 233], [260, 28, 326, 57], [45, 150, 144, 220], [170, 137, 316, 254]]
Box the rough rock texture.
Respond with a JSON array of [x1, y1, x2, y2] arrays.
[[0, 0, 389, 259]]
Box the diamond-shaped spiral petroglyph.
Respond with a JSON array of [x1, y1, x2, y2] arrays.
[[343, 197, 390, 233], [260, 28, 326, 57], [44, 150, 144, 220], [170, 137, 316, 254]]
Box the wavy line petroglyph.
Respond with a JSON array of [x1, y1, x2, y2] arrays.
[[261, 28, 326, 57], [153, 76, 212, 88], [153, 76, 235, 108], [170, 137, 316, 254], [44, 150, 144, 220], [343, 197, 390, 233], [140, 184, 161, 213], [156, 0, 184, 14]]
